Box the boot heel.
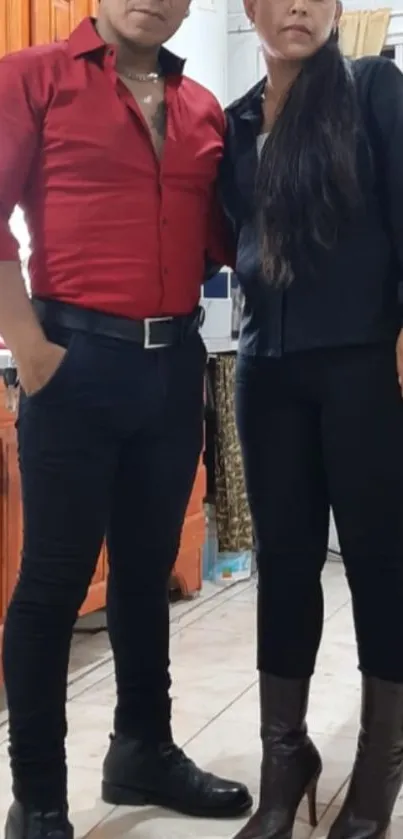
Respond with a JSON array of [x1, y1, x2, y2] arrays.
[[101, 781, 150, 807], [306, 775, 320, 828]]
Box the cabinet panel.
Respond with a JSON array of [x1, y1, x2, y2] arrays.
[[0, 0, 30, 57], [172, 462, 205, 597], [51, 0, 75, 42], [1, 426, 23, 609], [0, 411, 22, 623], [0, 384, 108, 646], [31, 0, 92, 45]]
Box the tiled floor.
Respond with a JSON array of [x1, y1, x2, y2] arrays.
[[0, 560, 402, 838]]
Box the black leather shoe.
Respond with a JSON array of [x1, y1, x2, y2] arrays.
[[102, 735, 252, 818], [4, 802, 73, 839]]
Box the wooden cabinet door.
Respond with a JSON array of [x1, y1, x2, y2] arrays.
[[0, 0, 30, 57], [0, 417, 107, 617], [0, 383, 107, 632], [0, 423, 23, 620], [31, 0, 93, 45], [0, 401, 108, 684]]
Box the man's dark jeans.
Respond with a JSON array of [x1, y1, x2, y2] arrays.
[[2, 323, 206, 810]]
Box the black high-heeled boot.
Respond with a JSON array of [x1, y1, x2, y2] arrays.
[[327, 676, 403, 839], [233, 673, 322, 839]]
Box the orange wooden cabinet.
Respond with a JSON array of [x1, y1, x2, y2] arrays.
[[0, 384, 108, 628], [30, 0, 94, 45], [0, 0, 96, 58], [172, 461, 205, 596], [0, 0, 30, 56]]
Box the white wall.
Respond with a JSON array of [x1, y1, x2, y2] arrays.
[[227, 30, 260, 102], [227, 0, 261, 103], [168, 0, 228, 104]]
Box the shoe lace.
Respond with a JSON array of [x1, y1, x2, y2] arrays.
[[159, 744, 209, 789], [160, 744, 196, 772]]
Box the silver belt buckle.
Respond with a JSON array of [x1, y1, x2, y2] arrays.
[[144, 317, 173, 349]]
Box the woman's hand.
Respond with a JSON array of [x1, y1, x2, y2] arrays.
[[396, 328, 403, 396]]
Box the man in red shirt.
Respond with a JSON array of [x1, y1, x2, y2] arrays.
[[0, 3, 251, 838]]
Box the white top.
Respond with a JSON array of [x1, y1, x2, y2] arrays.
[[257, 133, 268, 156]]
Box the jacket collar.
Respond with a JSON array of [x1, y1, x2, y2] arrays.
[[226, 77, 266, 131]]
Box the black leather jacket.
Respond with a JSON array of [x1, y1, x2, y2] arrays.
[[220, 57, 403, 357]]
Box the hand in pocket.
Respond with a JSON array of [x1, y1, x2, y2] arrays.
[[18, 340, 67, 397]]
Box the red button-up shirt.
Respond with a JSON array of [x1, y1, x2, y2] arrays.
[[0, 18, 231, 319]]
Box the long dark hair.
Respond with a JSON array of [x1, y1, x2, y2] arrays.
[[257, 33, 362, 286]]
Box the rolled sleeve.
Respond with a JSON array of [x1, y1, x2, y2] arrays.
[[0, 52, 42, 261]]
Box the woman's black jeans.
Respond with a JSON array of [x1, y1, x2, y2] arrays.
[[236, 344, 403, 683]]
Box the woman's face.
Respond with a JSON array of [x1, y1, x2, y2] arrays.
[[244, 0, 342, 61]]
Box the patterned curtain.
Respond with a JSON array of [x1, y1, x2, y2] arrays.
[[214, 354, 253, 553]]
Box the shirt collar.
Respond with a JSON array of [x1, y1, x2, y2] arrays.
[[68, 17, 186, 75]]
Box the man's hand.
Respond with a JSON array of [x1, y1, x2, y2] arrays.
[[396, 328, 403, 396], [18, 340, 67, 397]]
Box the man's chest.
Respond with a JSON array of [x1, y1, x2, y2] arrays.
[[40, 85, 223, 195], [117, 77, 167, 160]]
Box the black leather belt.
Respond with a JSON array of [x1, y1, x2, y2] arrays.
[[32, 298, 204, 349]]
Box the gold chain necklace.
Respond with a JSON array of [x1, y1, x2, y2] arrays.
[[118, 68, 161, 82]]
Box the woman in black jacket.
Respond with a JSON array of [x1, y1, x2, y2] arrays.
[[220, 1, 403, 838]]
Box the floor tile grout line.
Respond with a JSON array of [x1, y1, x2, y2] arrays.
[[324, 597, 351, 624], [170, 586, 254, 632], [181, 679, 259, 749], [0, 582, 253, 730], [311, 775, 351, 834], [65, 583, 257, 706], [170, 581, 252, 626], [83, 808, 119, 838]]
